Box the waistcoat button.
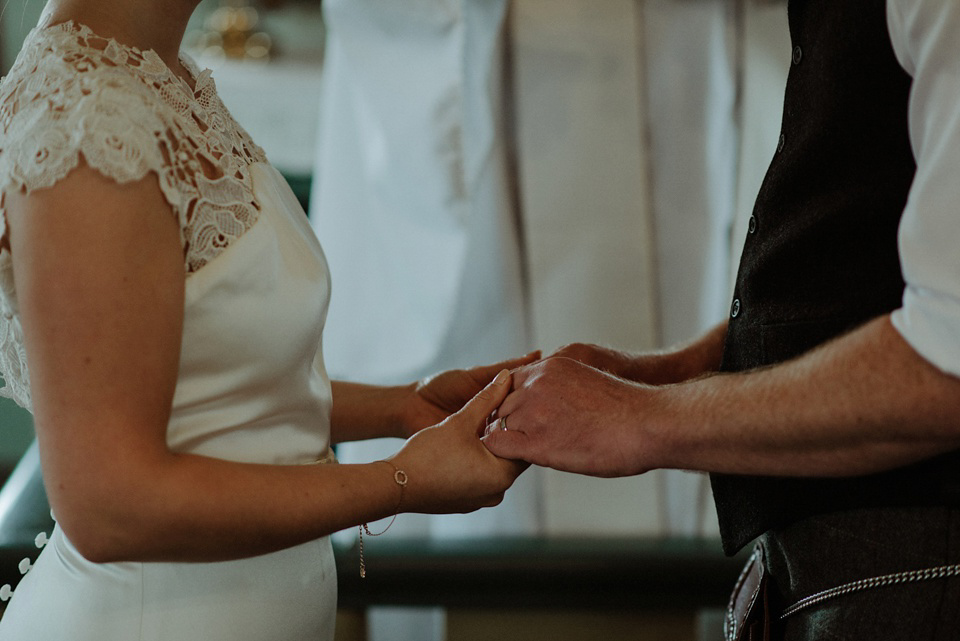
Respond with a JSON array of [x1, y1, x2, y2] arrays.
[[793, 45, 803, 65], [748, 215, 757, 234], [777, 133, 785, 153], [731, 298, 741, 318]]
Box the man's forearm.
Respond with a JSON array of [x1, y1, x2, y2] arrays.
[[623, 321, 728, 385], [646, 315, 960, 477]]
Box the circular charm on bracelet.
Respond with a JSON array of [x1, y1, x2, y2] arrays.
[[358, 461, 408, 578]]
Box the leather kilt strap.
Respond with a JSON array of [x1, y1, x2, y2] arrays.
[[725, 544, 774, 641]]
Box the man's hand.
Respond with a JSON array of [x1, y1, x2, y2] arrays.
[[550, 343, 634, 377], [550, 323, 728, 386], [481, 357, 656, 477]]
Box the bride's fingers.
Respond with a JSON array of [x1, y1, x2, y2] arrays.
[[447, 369, 512, 432]]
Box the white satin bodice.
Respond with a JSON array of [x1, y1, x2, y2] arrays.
[[170, 162, 332, 464], [0, 161, 338, 641]]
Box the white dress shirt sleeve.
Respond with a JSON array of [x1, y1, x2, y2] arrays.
[[887, 0, 960, 377]]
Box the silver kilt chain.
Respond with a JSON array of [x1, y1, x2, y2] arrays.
[[781, 563, 960, 620]]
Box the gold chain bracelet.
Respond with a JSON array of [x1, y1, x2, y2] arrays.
[[358, 460, 408, 578]]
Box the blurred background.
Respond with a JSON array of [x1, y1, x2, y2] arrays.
[[0, 1, 791, 639]]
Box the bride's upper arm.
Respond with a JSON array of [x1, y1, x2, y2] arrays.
[[3, 159, 185, 551]]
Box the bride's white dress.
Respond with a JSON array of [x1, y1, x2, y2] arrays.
[[0, 21, 337, 640]]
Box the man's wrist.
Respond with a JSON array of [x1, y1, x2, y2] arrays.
[[627, 380, 698, 474]]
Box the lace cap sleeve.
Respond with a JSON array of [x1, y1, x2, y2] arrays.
[[0, 22, 266, 272], [0, 22, 268, 410], [0, 56, 167, 195]]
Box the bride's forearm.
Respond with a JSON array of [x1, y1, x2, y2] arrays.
[[329, 381, 413, 443], [53, 373, 520, 564], [52, 454, 403, 564]]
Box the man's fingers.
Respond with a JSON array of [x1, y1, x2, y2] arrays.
[[505, 362, 539, 394], [499, 350, 542, 368], [481, 427, 530, 462], [469, 351, 542, 382]]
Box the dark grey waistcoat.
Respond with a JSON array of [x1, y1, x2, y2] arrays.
[[711, 0, 960, 555]]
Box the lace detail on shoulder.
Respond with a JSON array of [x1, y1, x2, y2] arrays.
[[0, 20, 268, 271], [0, 21, 270, 409]]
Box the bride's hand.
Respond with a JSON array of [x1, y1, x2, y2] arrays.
[[398, 352, 540, 438], [391, 370, 528, 514]]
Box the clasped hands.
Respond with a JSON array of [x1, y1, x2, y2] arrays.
[[391, 343, 659, 515], [482, 344, 660, 478]]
